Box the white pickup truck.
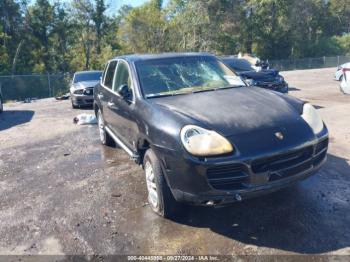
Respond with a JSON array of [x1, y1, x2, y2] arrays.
[[335, 62, 350, 81]]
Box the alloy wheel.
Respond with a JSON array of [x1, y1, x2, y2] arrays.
[[98, 111, 106, 143], [145, 161, 159, 209]]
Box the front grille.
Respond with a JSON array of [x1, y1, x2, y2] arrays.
[[207, 164, 248, 190], [252, 146, 314, 174], [205, 141, 327, 191], [269, 160, 313, 181], [315, 138, 328, 154], [313, 138, 328, 166]]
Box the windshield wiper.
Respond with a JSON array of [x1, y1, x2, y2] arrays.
[[146, 85, 246, 98], [146, 92, 189, 99], [217, 85, 246, 90], [192, 88, 216, 94], [191, 85, 244, 94]]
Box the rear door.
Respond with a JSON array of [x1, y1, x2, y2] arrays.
[[99, 60, 118, 126]]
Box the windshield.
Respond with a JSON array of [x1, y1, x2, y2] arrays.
[[135, 56, 246, 98], [73, 72, 102, 83], [224, 59, 255, 73]]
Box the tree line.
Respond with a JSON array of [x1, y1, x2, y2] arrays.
[[1, 0, 350, 75]]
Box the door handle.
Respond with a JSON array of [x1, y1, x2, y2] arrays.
[[107, 101, 115, 108], [98, 93, 104, 99]]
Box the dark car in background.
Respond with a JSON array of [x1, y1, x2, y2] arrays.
[[221, 57, 289, 93], [70, 71, 103, 108], [94, 53, 328, 218]]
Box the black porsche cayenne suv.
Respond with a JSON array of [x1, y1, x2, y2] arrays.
[[94, 53, 328, 218]]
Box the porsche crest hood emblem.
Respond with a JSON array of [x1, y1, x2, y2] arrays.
[[275, 132, 284, 140]]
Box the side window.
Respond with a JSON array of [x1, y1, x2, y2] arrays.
[[113, 61, 133, 97], [101, 63, 108, 83], [103, 61, 117, 89]]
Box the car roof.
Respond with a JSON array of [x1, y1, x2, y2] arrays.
[[112, 52, 214, 63], [74, 70, 102, 75]]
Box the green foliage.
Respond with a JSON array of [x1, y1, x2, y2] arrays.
[[118, 1, 167, 53], [1, 0, 350, 76], [334, 34, 350, 56], [118, 0, 350, 59]]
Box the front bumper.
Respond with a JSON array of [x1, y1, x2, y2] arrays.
[[154, 130, 328, 206], [71, 94, 94, 106], [256, 81, 289, 93], [173, 158, 324, 206]]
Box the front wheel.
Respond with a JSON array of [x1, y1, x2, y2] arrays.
[[143, 149, 181, 218], [71, 99, 78, 109], [97, 110, 114, 146]]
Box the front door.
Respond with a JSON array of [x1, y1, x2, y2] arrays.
[[108, 60, 139, 151]]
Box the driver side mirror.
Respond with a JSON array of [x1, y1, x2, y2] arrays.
[[117, 84, 131, 101]]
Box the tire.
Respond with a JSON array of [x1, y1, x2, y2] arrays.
[[339, 75, 343, 82], [71, 99, 78, 109], [97, 110, 114, 147], [143, 148, 181, 218]]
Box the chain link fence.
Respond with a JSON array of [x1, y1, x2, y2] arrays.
[[0, 73, 72, 102], [269, 55, 350, 71], [1, 55, 350, 101]]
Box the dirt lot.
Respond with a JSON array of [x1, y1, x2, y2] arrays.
[[0, 67, 349, 257]]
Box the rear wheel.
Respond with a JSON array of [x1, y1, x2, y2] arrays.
[[97, 110, 114, 146], [143, 149, 181, 218]]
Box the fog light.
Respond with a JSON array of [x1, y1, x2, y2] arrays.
[[206, 200, 215, 206], [235, 194, 242, 201]]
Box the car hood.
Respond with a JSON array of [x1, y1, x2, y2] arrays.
[[73, 80, 99, 89], [151, 87, 308, 138], [239, 69, 279, 80]]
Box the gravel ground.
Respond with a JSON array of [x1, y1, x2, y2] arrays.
[[0, 67, 349, 258]]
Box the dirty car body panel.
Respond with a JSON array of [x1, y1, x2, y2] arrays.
[[94, 53, 328, 207]]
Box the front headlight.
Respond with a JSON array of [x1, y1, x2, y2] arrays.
[[245, 79, 256, 86], [180, 125, 233, 156], [301, 103, 324, 134], [74, 89, 84, 95], [277, 75, 284, 82]]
